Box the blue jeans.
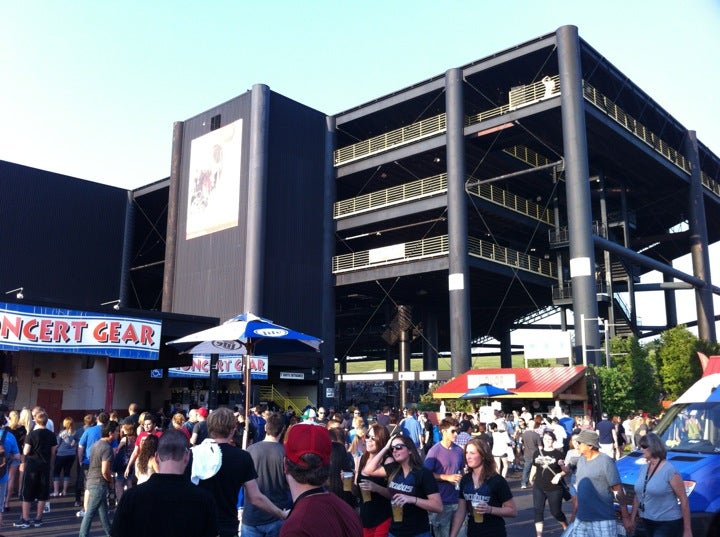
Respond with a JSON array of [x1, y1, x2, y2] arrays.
[[78, 483, 111, 537], [429, 503, 457, 537], [521, 456, 533, 486], [640, 517, 683, 537], [241, 520, 284, 537]]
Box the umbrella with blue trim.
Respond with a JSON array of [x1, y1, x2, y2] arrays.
[[168, 312, 322, 447], [459, 383, 515, 399]]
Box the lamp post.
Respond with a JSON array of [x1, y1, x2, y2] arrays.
[[579, 313, 603, 367], [602, 319, 626, 368]]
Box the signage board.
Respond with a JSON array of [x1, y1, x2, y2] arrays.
[[0, 302, 162, 360], [168, 355, 268, 379]]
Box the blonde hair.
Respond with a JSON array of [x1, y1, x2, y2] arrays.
[[19, 408, 32, 430], [63, 417, 74, 432]]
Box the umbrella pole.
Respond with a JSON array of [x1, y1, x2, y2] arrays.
[[243, 352, 253, 450], [208, 353, 219, 410]]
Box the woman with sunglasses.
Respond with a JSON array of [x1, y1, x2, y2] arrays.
[[630, 433, 691, 537], [362, 434, 442, 537], [355, 424, 393, 537], [449, 438, 516, 537]]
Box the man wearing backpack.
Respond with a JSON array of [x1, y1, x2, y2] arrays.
[[0, 404, 20, 531]]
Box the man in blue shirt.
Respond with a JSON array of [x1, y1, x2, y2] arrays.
[[424, 418, 464, 537], [400, 408, 424, 450], [0, 405, 20, 530]]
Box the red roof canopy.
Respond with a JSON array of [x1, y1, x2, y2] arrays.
[[698, 353, 720, 376], [433, 366, 587, 401]]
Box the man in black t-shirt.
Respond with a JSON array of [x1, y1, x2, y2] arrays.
[[15, 411, 57, 529], [193, 407, 286, 537]]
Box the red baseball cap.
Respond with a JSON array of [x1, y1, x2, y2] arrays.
[[198, 407, 208, 418], [285, 424, 331, 466]]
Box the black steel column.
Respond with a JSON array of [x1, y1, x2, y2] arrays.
[[685, 130, 716, 341], [320, 115, 337, 407], [244, 84, 270, 313], [162, 121, 184, 312], [445, 67, 471, 378], [557, 25, 600, 365], [499, 328, 512, 368], [399, 327, 410, 410], [422, 310, 439, 371], [663, 273, 678, 328]]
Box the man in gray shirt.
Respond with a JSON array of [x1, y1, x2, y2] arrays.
[[241, 412, 291, 537], [563, 430, 630, 537], [79, 421, 118, 537]]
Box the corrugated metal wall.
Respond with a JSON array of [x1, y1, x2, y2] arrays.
[[169, 90, 328, 337], [0, 161, 128, 307], [262, 92, 327, 336], [171, 93, 252, 320]]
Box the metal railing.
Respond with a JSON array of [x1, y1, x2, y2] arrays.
[[334, 113, 446, 166], [334, 173, 447, 218], [333, 236, 448, 273], [333, 75, 719, 199], [503, 145, 554, 169], [334, 171, 550, 225], [333, 235, 555, 279], [468, 237, 555, 277], [583, 82, 690, 170], [258, 385, 314, 413], [466, 179, 552, 225], [508, 75, 561, 110]]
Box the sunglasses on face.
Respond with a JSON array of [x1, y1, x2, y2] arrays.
[[639, 443, 649, 449], [390, 444, 406, 451], [366, 436, 376, 440], [448, 429, 458, 434]]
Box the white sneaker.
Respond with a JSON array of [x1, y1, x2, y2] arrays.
[[76, 510, 85, 518]]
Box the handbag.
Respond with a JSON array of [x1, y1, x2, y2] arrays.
[[560, 479, 572, 501]]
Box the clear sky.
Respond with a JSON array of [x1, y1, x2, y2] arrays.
[[1, 1, 719, 345]]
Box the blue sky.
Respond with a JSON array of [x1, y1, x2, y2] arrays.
[[2, 1, 718, 188], [1, 0, 718, 345]]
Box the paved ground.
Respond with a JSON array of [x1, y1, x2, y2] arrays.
[[0, 468, 573, 536]]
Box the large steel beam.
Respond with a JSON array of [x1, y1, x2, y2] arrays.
[[557, 25, 601, 364], [445, 67, 472, 377], [685, 130, 716, 341], [321, 115, 337, 407], [244, 84, 270, 313]]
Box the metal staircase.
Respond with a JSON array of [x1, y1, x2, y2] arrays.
[[258, 385, 315, 413]]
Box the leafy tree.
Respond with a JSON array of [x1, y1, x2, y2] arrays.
[[654, 326, 704, 400], [594, 365, 635, 417], [608, 336, 660, 414]]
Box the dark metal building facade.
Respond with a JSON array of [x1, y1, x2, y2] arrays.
[[330, 26, 720, 396]]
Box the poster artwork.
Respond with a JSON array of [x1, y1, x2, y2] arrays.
[[186, 118, 243, 239]]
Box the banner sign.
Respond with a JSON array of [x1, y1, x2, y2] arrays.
[[168, 355, 268, 379], [0, 302, 162, 360]]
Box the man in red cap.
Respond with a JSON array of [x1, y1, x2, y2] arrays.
[[280, 424, 362, 537]]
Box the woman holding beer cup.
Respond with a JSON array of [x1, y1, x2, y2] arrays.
[[362, 434, 442, 537], [355, 424, 393, 537], [449, 438, 517, 537]]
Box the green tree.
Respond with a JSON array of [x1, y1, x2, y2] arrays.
[[655, 326, 704, 400], [594, 365, 635, 417], [609, 336, 660, 414]]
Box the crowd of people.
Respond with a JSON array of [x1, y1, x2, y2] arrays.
[[0, 401, 696, 537]]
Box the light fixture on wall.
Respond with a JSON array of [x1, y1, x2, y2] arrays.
[[5, 287, 23, 300], [101, 299, 121, 311]]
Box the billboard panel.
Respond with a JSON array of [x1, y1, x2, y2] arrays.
[[186, 119, 243, 239]]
